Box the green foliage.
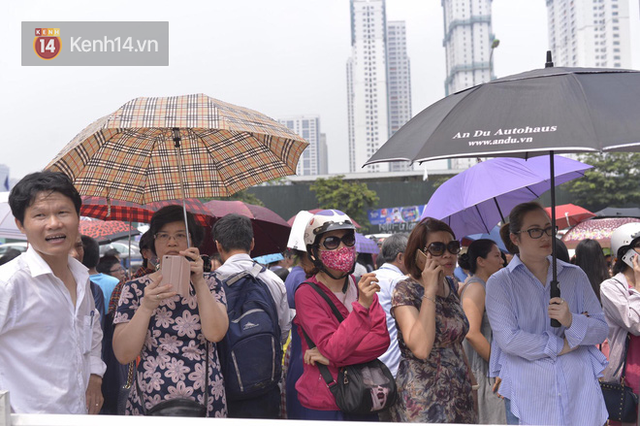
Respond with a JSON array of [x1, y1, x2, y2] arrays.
[[561, 153, 640, 211], [310, 175, 380, 232]]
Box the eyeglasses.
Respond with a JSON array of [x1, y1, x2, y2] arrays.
[[110, 266, 125, 274], [515, 226, 558, 239], [425, 240, 461, 257], [320, 233, 356, 250], [154, 232, 189, 244]]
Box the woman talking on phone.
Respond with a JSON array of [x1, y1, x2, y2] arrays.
[[388, 217, 477, 423], [600, 223, 640, 426], [113, 206, 229, 416], [486, 202, 608, 425]]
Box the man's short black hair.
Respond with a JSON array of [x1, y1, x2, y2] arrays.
[[81, 235, 100, 269], [149, 205, 203, 256], [96, 255, 121, 275], [9, 171, 82, 225], [212, 214, 253, 253]]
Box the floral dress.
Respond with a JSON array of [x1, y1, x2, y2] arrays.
[[389, 277, 477, 423], [114, 273, 227, 417]]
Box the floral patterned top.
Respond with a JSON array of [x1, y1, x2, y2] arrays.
[[389, 277, 477, 423], [113, 273, 227, 417]]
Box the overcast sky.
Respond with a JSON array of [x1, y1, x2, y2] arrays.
[[2, 0, 637, 180]]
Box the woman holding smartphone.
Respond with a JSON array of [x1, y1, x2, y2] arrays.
[[113, 206, 229, 416], [600, 223, 640, 426], [486, 202, 608, 425], [388, 217, 477, 423]]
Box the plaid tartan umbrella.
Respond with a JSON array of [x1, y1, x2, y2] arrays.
[[80, 196, 211, 226], [79, 220, 140, 244], [46, 93, 308, 204]]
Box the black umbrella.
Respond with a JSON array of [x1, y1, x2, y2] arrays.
[[365, 52, 640, 326]]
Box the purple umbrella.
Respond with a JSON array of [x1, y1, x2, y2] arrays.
[[420, 155, 592, 239], [355, 232, 380, 254]]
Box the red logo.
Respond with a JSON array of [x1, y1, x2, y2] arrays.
[[33, 28, 61, 60]]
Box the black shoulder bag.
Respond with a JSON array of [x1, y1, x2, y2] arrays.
[[600, 279, 638, 423], [300, 281, 397, 415]]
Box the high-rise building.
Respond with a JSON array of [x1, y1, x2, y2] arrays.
[[0, 164, 10, 191], [318, 133, 329, 175], [442, 0, 495, 97], [347, 0, 390, 173], [547, 0, 633, 68], [347, 0, 413, 173], [278, 116, 322, 176], [442, 0, 495, 169], [387, 20, 414, 173]]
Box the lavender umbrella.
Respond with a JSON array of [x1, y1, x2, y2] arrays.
[[355, 232, 380, 254], [420, 155, 592, 239]]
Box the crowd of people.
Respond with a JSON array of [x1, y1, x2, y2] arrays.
[[1, 170, 640, 425]]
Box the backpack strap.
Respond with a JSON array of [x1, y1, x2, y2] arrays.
[[224, 261, 266, 287]]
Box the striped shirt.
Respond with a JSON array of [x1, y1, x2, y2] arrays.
[[486, 255, 608, 426]]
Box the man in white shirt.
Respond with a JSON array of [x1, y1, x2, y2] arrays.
[[212, 214, 291, 419], [0, 171, 106, 414], [374, 233, 409, 378]]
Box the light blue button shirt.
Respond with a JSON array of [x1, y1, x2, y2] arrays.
[[374, 262, 405, 377], [486, 255, 609, 426]]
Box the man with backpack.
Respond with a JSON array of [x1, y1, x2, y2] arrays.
[[213, 214, 292, 419]]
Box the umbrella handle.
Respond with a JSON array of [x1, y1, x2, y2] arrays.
[[173, 128, 192, 248]]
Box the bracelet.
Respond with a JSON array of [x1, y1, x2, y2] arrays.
[[471, 384, 479, 391], [422, 295, 436, 305]]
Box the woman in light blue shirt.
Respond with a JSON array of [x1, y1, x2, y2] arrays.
[[486, 202, 608, 426]]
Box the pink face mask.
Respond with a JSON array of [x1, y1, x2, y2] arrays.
[[320, 245, 357, 272]]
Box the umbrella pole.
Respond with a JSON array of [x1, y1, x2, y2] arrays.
[[549, 151, 561, 327], [173, 128, 192, 248]]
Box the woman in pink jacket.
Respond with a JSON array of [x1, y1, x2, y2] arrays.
[[293, 209, 390, 421]]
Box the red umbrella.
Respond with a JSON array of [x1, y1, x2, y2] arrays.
[[200, 200, 291, 257], [80, 196, 211, 226], [287, 209, 362, 229], [544, 204, 595, 230], [79, 220, 140, 244], [561, 217, 640, 249]]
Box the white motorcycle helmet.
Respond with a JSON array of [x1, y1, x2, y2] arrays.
[[287, 210, 314, 252], [303, 209, 356, 250], [610, 222, 640, 259]]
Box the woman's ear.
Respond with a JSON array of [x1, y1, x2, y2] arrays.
[[510, 232, 520, 248]]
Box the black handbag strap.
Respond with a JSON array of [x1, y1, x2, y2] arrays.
[[299, 281, 349, 388]]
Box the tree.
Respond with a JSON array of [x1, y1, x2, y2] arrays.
[[310, 175, 379, 232], [561, 152, 640, 211]]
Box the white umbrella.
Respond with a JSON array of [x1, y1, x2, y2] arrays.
[[0, 192, 26, 241]]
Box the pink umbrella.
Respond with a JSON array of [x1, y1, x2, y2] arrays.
[[561, 217, 640, 249]]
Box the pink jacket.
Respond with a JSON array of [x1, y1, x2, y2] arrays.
[[293, 275, 390, 411]]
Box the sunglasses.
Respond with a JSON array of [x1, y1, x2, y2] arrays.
[[425, 240, 461, 257], [515, 226, 558, 239], [320, 233, 356, 250]]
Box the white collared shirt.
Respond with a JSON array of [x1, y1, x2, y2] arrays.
[[374, 262, 405, 377], [0, 246, 106, 413], [214, 253, 292, 344]]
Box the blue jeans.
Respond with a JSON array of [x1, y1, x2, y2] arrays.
[[504, 398, 520, 425]]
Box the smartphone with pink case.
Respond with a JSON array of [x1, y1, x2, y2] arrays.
[[160, 255, 191, 298]]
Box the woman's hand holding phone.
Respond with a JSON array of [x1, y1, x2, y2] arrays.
[[141, 271, 176, 312], [417, 249, 443, 295], [180, 247, 205, 284]]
